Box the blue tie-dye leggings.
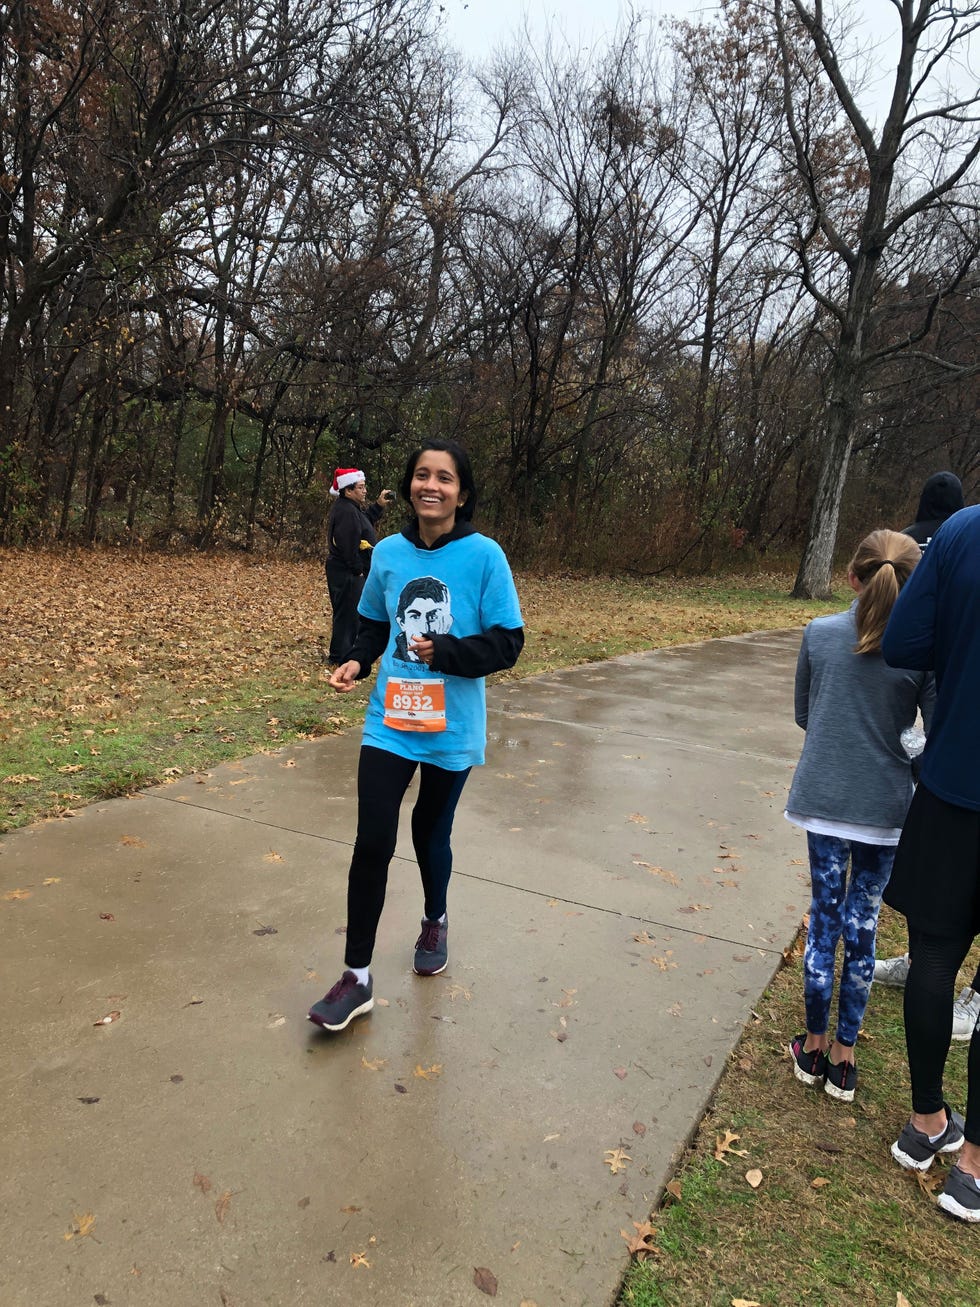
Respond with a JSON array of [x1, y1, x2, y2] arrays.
[[803, 833, 896, 1047]]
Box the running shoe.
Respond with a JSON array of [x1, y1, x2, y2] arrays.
[[890, 1104, 965, 1171], [952, 988, 980, 1042], [308, 971, 374, 1032], [413, 916, 448, 976], [824, 1056, 858, 1102], [788, 1034, 827, 1087], [873, 953, 910, 987], [937, 1166, 980, 1223]]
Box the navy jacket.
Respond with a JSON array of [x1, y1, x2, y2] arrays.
[[882, 505, 980, 811]]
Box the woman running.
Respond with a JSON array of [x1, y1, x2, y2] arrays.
[[308, 439, 523, 1031]]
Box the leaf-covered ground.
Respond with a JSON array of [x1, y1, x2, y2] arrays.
[[2, 547, 972, 1304], [0, 548, 838, 832]]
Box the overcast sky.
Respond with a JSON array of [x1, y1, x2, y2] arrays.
[[438, 0, 716, 58]]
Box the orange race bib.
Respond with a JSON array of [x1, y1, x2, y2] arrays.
[[383, 677, 447, 732]]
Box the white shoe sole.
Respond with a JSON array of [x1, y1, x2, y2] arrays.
[[413, 960, 448, 976], [891, 1135, 963, 1171], [824, 1079, 855, 1103], [308, 996, 374, 1031], [937, 1192, 980, 1222]]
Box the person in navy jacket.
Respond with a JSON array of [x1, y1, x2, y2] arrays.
[[881, 504, 980, 1221]]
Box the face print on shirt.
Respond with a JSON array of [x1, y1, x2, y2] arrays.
[[394, 575, 453, 663]]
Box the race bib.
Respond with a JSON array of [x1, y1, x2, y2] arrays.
[[383, 677, 447, 732]]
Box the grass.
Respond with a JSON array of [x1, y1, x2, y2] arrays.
[[0, 549, 840, 832], [3, 547, 974, 1304], [619, 902, 980, 1307]]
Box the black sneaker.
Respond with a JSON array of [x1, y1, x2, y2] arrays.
[[413, 916, 448, 976], [308, 971, 373, 1032], [891, 1104, 965, 1171], [824, 1056, 857, 1102], [937, 1166, 980, 1223], [789, 1034, 828, 1087]]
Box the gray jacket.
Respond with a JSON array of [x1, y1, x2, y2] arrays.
[[787, 603, 935, 829]]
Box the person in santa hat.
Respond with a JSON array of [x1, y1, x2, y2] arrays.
[[325, 467, 395, 665]]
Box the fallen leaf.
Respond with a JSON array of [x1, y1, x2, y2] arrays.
[[339, 1204, 362, 1213], [731, 1299, 762, 1307], [361, 1057, 386, 1071], [914, 1169, 943, 1197], [632, 930, 655, 944], [714, 1130, 749, 1162], [214, 1190, 232, 1223], [120, 835, 145, 847], [4, 888, 32, 901], [99, 912, 115, 921], [267, 1015, 286, 1028], [897, 1294, 911, 1307], [632, 1121, 647, 1136], [63, 1212, 96, 1240], [473, 1267, 498, 1296], [745, 1169, 763, 1189], [649, 954, 677, 972], [628, 813, 647, 824], [2, 773, 40, 783], [264, 851, 285, 863], [413, 1063, 442, 1080], [613, 1067, 628, 1080], [604, 1147, 631, 1174], [620, 1220, 657, 1258], [394, 1083, 408, 1094], [43, 877, 62, 885], [350, 1251, 370, 1269], [193, 1172, 212, 1195], [666, 1179, 682, 1200], [811, 1177, 831, 1189], [543, 1132, 560, 1142]]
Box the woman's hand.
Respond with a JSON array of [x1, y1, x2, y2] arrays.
[[409, 636, 435, 666], [329, 660, 362, 691]]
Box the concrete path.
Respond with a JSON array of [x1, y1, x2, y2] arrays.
[[2, 630, 811, 1307]]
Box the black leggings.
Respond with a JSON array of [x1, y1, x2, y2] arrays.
[[905, 927, 980, 1144], [344, 746, 470, 968]]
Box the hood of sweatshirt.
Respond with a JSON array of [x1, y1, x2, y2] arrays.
[[914, 472, 964, 526]]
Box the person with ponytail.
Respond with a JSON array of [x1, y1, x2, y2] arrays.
[[785, 530, 934, 1102]]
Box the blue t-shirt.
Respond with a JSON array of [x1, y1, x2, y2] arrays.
[[882, 505, 980, 811], [357, 531, 523, 769]]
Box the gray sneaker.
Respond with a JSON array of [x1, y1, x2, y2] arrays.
[[308, 971, 374, 1031], [937, 1166, 980, 1223], [413, 916, 448, 976], [952, 988, 980, 1042], [890, 1104, 965, 1171], [873, 953, 910, 987]]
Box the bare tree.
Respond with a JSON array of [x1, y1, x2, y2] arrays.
[[772, 0, 980, 596]]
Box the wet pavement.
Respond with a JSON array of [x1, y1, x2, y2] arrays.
[[1, 629, 811, 1307]]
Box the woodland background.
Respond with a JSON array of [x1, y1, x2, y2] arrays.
[[1, 0, 978, 593]]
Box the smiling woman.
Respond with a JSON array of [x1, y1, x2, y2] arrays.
[[307, 438, 525, 1034]]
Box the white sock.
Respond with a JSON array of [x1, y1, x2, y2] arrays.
[[349, 966, 370, 986], [425, 913, 447, 925]]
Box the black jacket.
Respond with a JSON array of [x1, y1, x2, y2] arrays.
[[326, 496, 384, 575]]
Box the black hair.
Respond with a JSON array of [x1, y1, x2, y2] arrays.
[[395, 575, 450, 621], [398, 438, 477, 521]]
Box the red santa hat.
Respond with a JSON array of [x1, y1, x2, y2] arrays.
[[329, 467, 366, 497]]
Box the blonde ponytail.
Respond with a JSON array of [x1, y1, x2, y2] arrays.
[[849, 529, 921, 654]]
